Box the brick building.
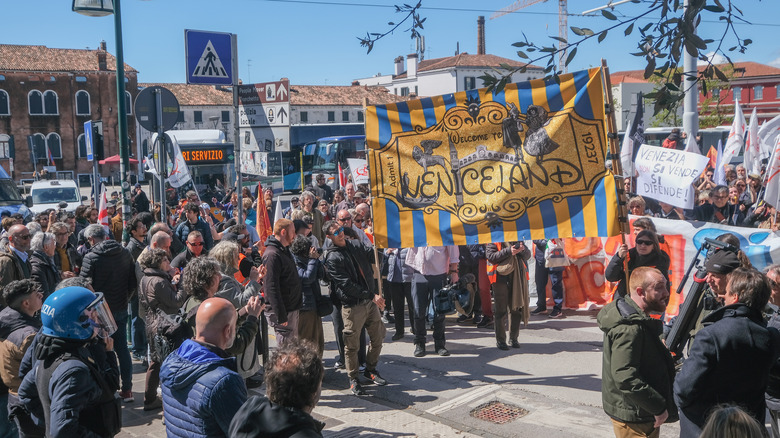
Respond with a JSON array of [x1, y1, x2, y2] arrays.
[[0, 43, 138, 184]]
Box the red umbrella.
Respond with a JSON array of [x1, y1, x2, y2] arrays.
[[99, 154, 139, 165]]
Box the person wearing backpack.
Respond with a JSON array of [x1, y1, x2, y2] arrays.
[[18, 286, 122, 438], [138, 248, 187, 412]]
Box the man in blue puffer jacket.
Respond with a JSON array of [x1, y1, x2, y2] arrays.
[[160, 297, 247, 438]]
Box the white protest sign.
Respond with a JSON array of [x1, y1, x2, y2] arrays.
[[347, 158, 369, 185], [634, 144, 709, 209]]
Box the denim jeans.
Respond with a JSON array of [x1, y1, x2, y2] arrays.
[[111, 310, 133, 392], [0, 393, 17, 438], [535, 264, 564, 311], [129, 295, 147, 356]]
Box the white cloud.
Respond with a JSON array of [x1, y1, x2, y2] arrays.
[[697, 52, 729, 66], [770, 57, 780, 67]]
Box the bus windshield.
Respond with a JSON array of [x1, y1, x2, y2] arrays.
[[311, 137, 366, 172], [0, 179, 24, 206]]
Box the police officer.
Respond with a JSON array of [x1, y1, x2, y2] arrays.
[[18, 287, 122, 437]]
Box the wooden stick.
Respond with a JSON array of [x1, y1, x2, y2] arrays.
[[601, 59, 631, 291]]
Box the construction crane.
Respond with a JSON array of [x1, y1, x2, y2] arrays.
[[491, 0, 568, 73]]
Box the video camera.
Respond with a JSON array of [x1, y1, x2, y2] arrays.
[[666, 237, 738, 360], [430, 273, 476, 316]]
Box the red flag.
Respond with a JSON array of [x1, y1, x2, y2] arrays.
[[255, 182, 271, 253], [338, 162, 347, 188], [97, 187, 110, 235], [706, 145, 717, 170]]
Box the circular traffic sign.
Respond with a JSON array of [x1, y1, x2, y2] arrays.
[[134, 86, 180, 132]]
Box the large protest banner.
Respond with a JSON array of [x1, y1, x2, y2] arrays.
[[548, 217, 780, 317], [634, 145, 709, 209], [366, 67, 620, 249]]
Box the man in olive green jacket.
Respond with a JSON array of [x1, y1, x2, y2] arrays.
[[597, 266, 678, 438]]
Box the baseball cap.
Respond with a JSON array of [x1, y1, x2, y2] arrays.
[[134, 183, 142, 188], [704, 249, 740, 274]]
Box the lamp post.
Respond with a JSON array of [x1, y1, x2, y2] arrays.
[[73, 0, 131, 243]]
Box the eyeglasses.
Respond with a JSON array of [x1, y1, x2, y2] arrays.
[[17, 234, 31, 240], [354, 218, 364, 224], [55, 232, 69, 236], [636, 240, 654, 246], [188, 241, 204, 247], [338, 216, 352, 222], [331, 227, 345, 236]]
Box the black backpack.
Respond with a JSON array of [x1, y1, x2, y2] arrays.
[[145, 296, 198, 362]]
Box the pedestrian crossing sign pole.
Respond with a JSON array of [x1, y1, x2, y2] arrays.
[[184, 29, 244, 225]]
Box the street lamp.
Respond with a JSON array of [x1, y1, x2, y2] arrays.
[[73, 0, 131, 243]]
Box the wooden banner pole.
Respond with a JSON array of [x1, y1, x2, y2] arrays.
[[601, 59, 631, 290]]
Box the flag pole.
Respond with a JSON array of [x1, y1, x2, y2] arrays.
[[601, 59, 631, 289]]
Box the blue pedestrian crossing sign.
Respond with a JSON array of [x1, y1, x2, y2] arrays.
[[185, 30, 234, 85]]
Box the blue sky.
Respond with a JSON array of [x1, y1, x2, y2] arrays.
[[2, 1, 779, 86]]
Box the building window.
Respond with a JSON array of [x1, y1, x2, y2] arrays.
[[75, 76, 87, 83], [78, 134, 87, 158], [0, 135, 10, 159], [464, 77, 476, 90], [194, 111, 203, 124], [178, 111, 185, 123], [0, 90, 9, 116], [300, 111, 308, 123], [357, 111, 364, 122], [400, 87, 409, 97], [414, 85, 418, 96], [125, 91, 133, 115], [29, 90, 43, 115], [328, 111, 335, 122], [221, 110, 230, 122], [43, 90, 58, 115], [733, 87, 742, 101], [75, 90, 91, 116], [31, 133, 46, 161], [755, 85, 764, 100], [342, 111, 349, 122], [712, 88, 720, 99], [46, 133, 62, 159]]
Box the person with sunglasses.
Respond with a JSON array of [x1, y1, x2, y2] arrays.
[[605, 229, 670, 299], [0, 225, 33, 293]]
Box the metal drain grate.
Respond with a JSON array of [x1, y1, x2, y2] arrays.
[[469, 401, 528, 424]]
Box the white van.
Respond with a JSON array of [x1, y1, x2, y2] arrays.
[[29, 180, 85, 215]]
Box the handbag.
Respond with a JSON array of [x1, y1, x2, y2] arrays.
[[315, 295, 334, 317], [545, 239, 570, 268], [495, 257, 515, 275], [236, 323, 263, 379]]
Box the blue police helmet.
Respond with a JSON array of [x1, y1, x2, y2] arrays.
[[40, 287, 100, 340]]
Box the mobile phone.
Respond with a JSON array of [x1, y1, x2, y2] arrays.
[[513, 242, 522, 249]]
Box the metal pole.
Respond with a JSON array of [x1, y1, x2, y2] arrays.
[[155, 90, 166, 224], [232, 34, 243, 226], [682, 0, 699, 140], [92, 157, 100, 207], [113, 0, 131, 244]]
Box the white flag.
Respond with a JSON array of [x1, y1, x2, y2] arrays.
[[744, 108, 760, 174], [759, 114, 780, 162], [720, 99, 746, 169], [684, 132, 701, 155], [274, 196, 283, 224], [143, 155, 159, 179], [167, 138, 192, 188], [713, 139, 727, 186], [620, 92, 645, 177], [763, 135, 780, 209]]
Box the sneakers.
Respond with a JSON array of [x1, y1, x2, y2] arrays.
[[392, 332, 404, 341], [119, 390, 134, 403], [381, 314, 389, 324], [143, 398, 163, 411], [456, 313, 473, 323], [548, 308, 564, 318], [476, 316, 493, 328], [414, 343, 426, 357], [510, 339, 521, 349], [384, 313, 396, 324], [334, 361, 345, 370], [496, 341, 509, 351], [363, 369, 388, 386], [350, 379, 366, 396], [436, 347, 450, 357], [530, 307, 547, 316]]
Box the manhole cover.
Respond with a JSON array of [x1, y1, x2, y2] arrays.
[[469, 401, 528, 424]]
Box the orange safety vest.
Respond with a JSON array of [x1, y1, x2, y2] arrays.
[[486, 242, 530, 284], [234, 252, 249, 286]]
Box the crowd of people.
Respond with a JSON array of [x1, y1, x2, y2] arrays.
[[2, 167, 780, 437]]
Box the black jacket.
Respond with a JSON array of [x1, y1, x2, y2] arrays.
[[674, 303, 780, 436], [80, 239, 136, 314], [171, 248, 204, 271], [693, 202, 744, 226], [132, 190, 150, 213], [30, 251, 61, 298], [124, 237, 146, 262], [261, 236, 302, 324], [54, 242, 81, 274], [323, 239, 375, 307], [229, 395, 324, 438], [605, 248, 670, 298]]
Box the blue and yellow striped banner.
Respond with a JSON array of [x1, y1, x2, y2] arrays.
[[367, 67, 619, 249]]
